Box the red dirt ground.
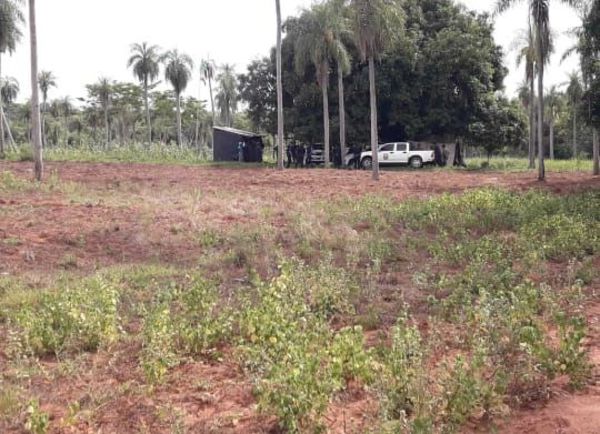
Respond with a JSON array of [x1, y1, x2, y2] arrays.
[[1, 162, 599, 433], [2, 162, 598, 277]]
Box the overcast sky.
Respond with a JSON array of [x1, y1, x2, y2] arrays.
[[2, 0, 581, 104]]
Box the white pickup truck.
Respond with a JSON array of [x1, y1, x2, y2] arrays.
[[350, 142, 435, 169]]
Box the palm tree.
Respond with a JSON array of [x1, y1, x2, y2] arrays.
[[497, 0, 579, 181], [295, 1, 351, 169], [0, 0, 24, 158], [0, 76, 18, 149], [1, 76, 19, 104], [564, 72, 583, 158], [200, 59, 217, 127], [127, 42, 161, 145], [38, 70, 56, 146], [545, 85, 561, 159], [514, 20, 537, 168], [331, 0, 352, 167], [95, 77, 113, 146], [275, 0, 284, 171], [29, 0, 43, 181], [215, 64, 238, 127], [349, 0, 404, 180], [162, 49, 193, 147]]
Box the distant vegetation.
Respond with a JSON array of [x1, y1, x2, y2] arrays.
[[1, 0, 599, 180]]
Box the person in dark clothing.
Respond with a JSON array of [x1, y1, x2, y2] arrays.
[[297, 145, 306, 168], [442, 144, 449, 167], [333, 147, 342, 168], [434, 144, 444, 167], [353, 145, 362, 169], [285, 145, 294, 169], [455, 140, 467, 167], [306, 144, 313, 167]]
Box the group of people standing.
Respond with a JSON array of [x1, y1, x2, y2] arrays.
[[285, 143, 312, 168]]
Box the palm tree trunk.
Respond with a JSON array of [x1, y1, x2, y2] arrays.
[[41, 95, 47, 148], [573, 109, 577, 159], [209, 79, 216, 125], [144, 79, 152, 145], [104, 106, 110, 148], [537, 54, 545, 181], [29, 0, 43, 181], [195, 79, 201, 150], [275, 0, 284, 171], [368, 56, 380, 181], [0, 54, 5, 159], [549, 117, 554, 160], [176, 92, 183, 147], [528, 76, 535, 169], [593, 127, 599, 176], [338, 65, 346, 168], [321, 66, 331, 169]]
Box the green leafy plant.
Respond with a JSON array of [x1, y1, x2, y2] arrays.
[[15, 278, 120, 356]]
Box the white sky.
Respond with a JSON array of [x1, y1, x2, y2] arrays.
[[2, 0, 581, 104]]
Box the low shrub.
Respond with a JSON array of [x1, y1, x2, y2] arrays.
[[14, 278, 120, 356]]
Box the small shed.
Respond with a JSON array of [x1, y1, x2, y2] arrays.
[[213, 126, 264, 163]]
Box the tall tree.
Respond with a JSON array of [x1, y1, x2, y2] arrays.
[[332, 0, 352, 166], [38, 70, 56, 146], [0, 0, 24, 158], [581, 0, 600, 175], [215, 64, 238, 127], [564, 71, 583, 158], [350, 0, 404, 180], [545, 85, 561, 159], [29, 0, 42, 180], [0, 76, 18, 149], [200, 59, 217, 127], [275, 0, 284, 170], [92, 78, 114, 146], [162, 49, 193, 147], [294, 6, 327, 168], [497, 0, 579, 181], [514, 19, 537, 168], [127, 42, 161, 145]]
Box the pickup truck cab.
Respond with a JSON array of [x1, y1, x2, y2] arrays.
[[356, 142, 435, 169]]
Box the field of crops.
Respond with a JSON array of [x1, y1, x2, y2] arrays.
[[1, 162, 599, 433]]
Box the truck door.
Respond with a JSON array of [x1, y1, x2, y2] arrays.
[[379, 143, 395, 164], [396, 143, 409, 164]]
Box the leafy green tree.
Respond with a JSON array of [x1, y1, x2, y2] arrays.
[[127, 42, 161, 144], [162, 49, 193, 146], [0, 0, 24, 158], [496, 0, 579, 181], [215, 64, 238, 127], [241, 0, 508, 159], [350, 0, 405, 179], [466, 96, 528, 160], [239, 57, 276, 133]]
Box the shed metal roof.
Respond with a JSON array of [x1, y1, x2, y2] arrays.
[[213, 126, 263, 138]]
